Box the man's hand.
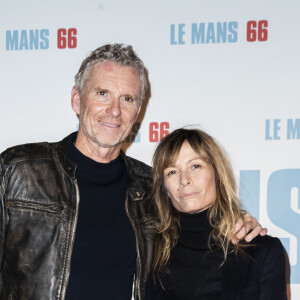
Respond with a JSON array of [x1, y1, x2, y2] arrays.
[[232, 213, 268, 244]]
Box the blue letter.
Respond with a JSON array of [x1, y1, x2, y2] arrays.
[[265, 119, 272, 140], [178, 24, 185, 45], [287, 118, 300, 140], [273, 119, 281, 140], [19, 30, 28, 50], [40, 29, 49, 50], [228, 21, 238, 43], [134, 132, 140, 143], [239, 170, 260, 218], [206, 23, 215, 44], [29, 29, 39, 50], [170, 24, 177, 45], [267, 169, 300, 283], [217, 22, 227, 43], [191, 23, 205, 44], [6, 30, 18, 50]]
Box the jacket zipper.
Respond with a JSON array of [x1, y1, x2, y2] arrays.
[[59, 179, 80, 300], [125, 192, 141, 300]]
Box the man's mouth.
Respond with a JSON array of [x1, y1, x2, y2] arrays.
[[99, 121, 120, 128]]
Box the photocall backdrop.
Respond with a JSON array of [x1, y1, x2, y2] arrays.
[[1, 0, 299, 298]]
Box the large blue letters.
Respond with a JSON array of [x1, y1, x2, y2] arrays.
[[240, 169, 300, 283]]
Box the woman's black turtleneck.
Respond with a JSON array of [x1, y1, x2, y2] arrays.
[[65, 133, 136, 300], [151, 209, 223, 300]]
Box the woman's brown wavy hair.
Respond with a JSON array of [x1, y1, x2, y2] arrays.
[[152, 128, 245, 275]]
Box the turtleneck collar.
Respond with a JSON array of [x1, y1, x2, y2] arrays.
[[67, 132, 125, 185], [180, 209, 212, 232], [179, 209, 213, 250]]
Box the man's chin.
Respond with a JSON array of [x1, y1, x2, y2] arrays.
[[96, 139, 123, 149]]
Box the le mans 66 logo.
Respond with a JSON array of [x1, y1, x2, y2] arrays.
[[5, 28, 77, 50], [170, 20, 268, 45]]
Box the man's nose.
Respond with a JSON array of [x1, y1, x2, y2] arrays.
[[106, 98, 121, 117]]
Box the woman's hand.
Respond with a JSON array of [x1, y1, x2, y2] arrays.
[[232, 213, 268, 244]]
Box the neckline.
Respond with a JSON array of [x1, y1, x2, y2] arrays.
[[178, 209, 212, 250], [180, 209, 211, 232], [67, 132, 126, 184]]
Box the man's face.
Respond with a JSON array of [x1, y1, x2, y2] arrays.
[[72, 62, 141, 150]]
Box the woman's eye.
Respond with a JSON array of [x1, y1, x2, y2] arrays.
[[192, 164, 201, 169], [167, 170, 176, 176]]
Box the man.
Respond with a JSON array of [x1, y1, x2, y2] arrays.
[[0, 44, 264, 300]]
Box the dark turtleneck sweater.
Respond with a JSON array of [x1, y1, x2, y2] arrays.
[[150, 209, 223, 300], [65, 133, 136, 300], [148, 210, 287, 300]]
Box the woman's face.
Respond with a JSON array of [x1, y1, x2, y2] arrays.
[[163, 141, 216, 214]]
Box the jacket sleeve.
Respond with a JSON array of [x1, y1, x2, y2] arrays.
[[0, 155, 6, 295], [258, 237, 287, 300]]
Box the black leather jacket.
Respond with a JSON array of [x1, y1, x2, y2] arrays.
[[0, 134, 157, 300]]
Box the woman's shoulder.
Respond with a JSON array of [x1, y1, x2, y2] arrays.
[[243, 234, 286, 266], [247, 234, 283, 250]]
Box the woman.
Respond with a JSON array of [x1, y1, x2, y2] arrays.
[[149, 128, 287, 299]]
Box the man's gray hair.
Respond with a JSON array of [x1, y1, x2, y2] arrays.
[[74, 43, 148, 102]]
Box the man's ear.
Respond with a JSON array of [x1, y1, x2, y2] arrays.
[[137, 103, 142, 116], [133, 103, 142, 122], [71, 86, 81, 115]]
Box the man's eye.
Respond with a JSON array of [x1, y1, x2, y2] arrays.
[[123, 96, 133, 102], [97, 91, 106, 96]]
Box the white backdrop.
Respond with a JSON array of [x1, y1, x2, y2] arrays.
[[1, 0, 299, 298]]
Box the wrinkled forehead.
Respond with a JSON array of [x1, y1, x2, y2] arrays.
[[92, 62, 140, 92], [82, 62, 141, 94]]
